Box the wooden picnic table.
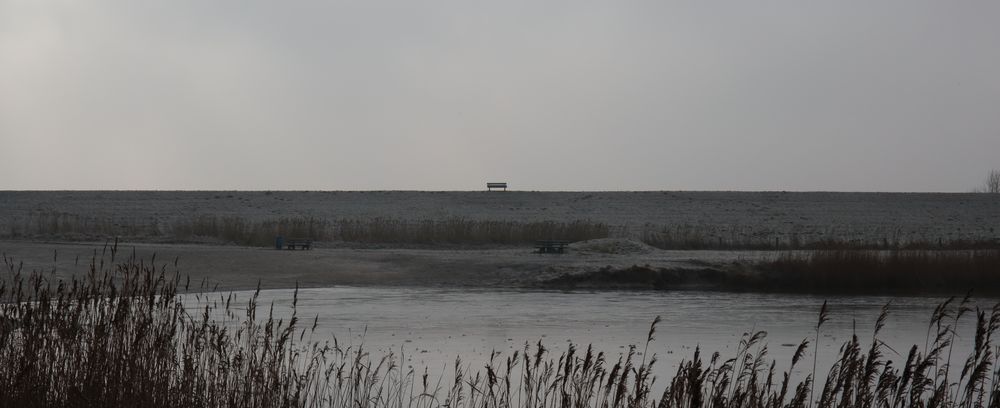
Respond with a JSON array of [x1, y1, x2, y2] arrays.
[[285, 239, 312, 250], [534, 240, 569, 254]]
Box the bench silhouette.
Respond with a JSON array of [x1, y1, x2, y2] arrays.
[[487, 182, 507, 191]]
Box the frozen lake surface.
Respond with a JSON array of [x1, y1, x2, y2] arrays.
[[187, 287, 996, 383]]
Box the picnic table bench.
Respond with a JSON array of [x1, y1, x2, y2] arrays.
[[535, 240, 569, 254], [285, 239, 312, 250], [487, 182, 507, 191]]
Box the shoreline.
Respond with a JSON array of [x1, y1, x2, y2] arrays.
[[0, 239, 748, 291], [3, 190, 998, 249], [2, 239, 996, 297]]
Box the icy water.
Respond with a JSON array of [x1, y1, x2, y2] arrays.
[[188, 287, 995, 382]]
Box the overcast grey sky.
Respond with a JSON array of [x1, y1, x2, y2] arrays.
[[1, 1, 998, 191]]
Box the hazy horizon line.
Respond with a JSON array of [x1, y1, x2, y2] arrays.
[[0, 188, 990, 194]]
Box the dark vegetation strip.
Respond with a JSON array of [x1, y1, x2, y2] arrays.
[[4, 211, 999, 250], [640, 225, 1000, 250], [3, 210, 999, 250], [1, 212, 611, 246], [544, 250, 1000, 295], [2, 249, 1000, 407], [755, 250, 1000, 294]]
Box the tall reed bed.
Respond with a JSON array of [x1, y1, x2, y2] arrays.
[[0, 244, 325, 407], [175, 216, 611, 246], [5, 211, 996, 250], [640, 225, 1000, 251], [756, 249, 1000, 293], [171, 216, 611, 246], [2, 249, 1000, 407], [3, 209, 162, 240], [171, 215, 335, 246], [336, 218, 610, 245], [2, 213, 611, 247]]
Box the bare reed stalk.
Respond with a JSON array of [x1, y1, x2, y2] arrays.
[[810, 301, 829, 408]]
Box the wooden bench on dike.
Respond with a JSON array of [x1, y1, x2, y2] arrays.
[[535, 240, 569, 254], [285, 239, 312, 250], [487, 182, 507, 191]]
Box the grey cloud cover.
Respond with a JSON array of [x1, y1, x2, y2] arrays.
[[1, 1, 998, 191]]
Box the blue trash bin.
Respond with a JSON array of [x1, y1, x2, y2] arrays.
[[275, 236, 285, 250]]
